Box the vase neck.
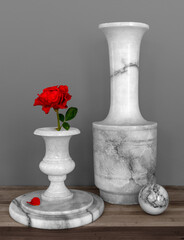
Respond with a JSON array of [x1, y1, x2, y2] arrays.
[[43, 136, 71, 160], [100, 23, 149, 125], [34, 127, 80, 160]]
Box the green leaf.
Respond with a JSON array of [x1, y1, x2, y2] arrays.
[[59, 113, 64, 122], [65, 107, 78, 121], [62, 122, 70, 130]]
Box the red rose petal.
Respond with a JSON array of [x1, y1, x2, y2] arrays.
[[27, 197, 40, 206], [59, 85, 68, 93], [33, 85, 72, 113], [42, 106, 51, 114], [33, 97, 43, 106]]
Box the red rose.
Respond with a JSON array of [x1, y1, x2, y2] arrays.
[[34, 85, 72, 114]]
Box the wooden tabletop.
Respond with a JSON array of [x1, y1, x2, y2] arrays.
[[0, 186, 184, 239]]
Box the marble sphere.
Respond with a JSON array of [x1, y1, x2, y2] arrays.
[[138, 184, 169, 215]]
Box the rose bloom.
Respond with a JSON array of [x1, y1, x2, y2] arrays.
[[34, 85, 72, 114]]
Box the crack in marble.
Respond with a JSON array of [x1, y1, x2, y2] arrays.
[[93, 127, 157, 200], [105, 138, 140, 184], [121, 155, 136, 182], [86, 209, 93, 222], [13, 199, 32, 227], [103, 138, 155, 187], [111, 62, 139, 79], [107, 139, 122, 156]]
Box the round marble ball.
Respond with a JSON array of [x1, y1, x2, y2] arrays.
[[138, 184, 169, 215]]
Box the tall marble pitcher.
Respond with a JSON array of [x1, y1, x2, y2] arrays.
[[93, 22, 157, 205]]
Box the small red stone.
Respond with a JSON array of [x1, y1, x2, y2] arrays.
[[27, 197, 40, 206]]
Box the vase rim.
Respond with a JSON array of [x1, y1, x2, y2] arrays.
[[34, 127, 80, 137], [99, 22, 149, 29], [93, 121, 157, 130]]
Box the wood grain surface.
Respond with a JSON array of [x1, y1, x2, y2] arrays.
[[0, 186, 184, 239]]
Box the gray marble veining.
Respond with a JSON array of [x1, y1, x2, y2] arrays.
[[93, 124, 157, 204], [111, 61, 139, 79], [9, 127, 104, 229], [9, 190, 104, 229], [93, 22, 157, 205], [138, 184, 169, 215], [12, 198, 32, 227]]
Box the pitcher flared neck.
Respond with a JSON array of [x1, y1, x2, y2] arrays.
[[100, 22, 149, 125], [99, 22, 149, 29]]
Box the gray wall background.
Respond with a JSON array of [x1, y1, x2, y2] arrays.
[[0, 0, 184, 186]]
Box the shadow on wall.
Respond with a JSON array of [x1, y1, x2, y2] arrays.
[[156, 127, 174, 185]]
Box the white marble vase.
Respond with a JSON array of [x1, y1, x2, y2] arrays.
[[93, 22, 157, 205], [9, 127, 104, 229]]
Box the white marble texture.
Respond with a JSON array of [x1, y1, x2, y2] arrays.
[[138, 184, 169, 215], [93, 22, 157, 204], [34, 127, 80, 201], [99, 22, 149, 125], [9, 190, 104, 229], [93, 123, 157, 204], [9, 127, 104, 228]]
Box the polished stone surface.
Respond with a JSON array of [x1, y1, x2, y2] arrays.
[[9, 189, 104, 229], [34, 127, 80, 202], [93, 22, 157, 205], [93, 123, 157, 205], [9, 127, 104, 229], [138, 184, 169, 215], [98, 22, 149, 125]]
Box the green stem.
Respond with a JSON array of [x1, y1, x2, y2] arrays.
[[55, 109, 61, 131]]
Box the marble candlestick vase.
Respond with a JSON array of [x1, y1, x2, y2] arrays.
[[9, 127, 104, 229], [93, 22, 157, 205]]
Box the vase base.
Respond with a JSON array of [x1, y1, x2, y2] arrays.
[[9, 189, 104, 229], [100, 190, 138, 205]]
